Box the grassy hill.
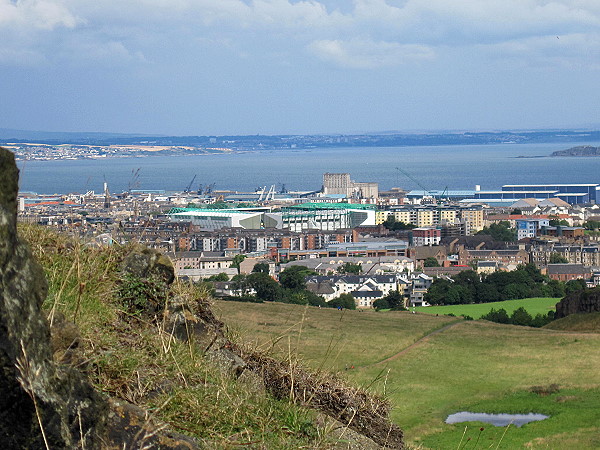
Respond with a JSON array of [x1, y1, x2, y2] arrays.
[[544, 311, 600, 332], [21, 225, 389, 449], [413, 297, 560, 319], [216, 300, 600, 449]]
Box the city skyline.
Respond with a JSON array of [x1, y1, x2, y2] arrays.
[[1, 1, 600, 136]]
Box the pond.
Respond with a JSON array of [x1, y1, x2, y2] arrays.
[[446, 412, 549, 427]]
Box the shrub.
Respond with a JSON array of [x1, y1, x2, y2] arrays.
[[117, 273, 168, 315]]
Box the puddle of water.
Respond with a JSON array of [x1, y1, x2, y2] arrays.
[[445, 412, 549, 427]]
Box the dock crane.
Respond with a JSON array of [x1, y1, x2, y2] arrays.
[[184, 174, 197, 193], [395, 167, 448, 203]]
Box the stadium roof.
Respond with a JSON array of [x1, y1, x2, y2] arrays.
[[284, 202, 377, 211]]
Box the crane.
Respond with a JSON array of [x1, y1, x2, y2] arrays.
[[395, 167, 431, 194], [396, 167, 449, 203], [184, 174, 197, 193]]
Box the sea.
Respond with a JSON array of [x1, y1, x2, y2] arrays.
[[15, 141, 600, 195]]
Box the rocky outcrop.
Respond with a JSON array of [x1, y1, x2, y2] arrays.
[[0, 147, 198, 449], [121, 244, 175, 286], [555, 287, 600, 319], [164, 296, 247, 377]]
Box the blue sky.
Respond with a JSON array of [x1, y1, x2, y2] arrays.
[[1, 0, 599, 135]]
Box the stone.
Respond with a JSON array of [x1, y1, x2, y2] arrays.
[[555, 287, 600, 319], [121, 244, 175, 285], [164, 296, 246, 378]]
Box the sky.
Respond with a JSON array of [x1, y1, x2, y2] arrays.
[[1, 0, 600, 136]]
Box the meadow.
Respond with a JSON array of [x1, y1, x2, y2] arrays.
[[215, 300, 600, 449], [413, 297, 560, 319]]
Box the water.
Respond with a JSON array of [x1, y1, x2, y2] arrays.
[[446, 411, 549, 427], [16, 142, 600, 195]]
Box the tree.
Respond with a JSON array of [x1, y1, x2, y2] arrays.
[[522, 263, 546, 283], [565, 279, 587, 294], [445, 285, 472, 304], [381, 290, 405, 309], [481, 308, 510, 324], [231, 254, 246, 271], [252, 262, 270, 273], [338, 262, 362, 274], [284, 290, 326, 307], [549, 219, 569, 226], [424, 278, 452, 305], [510, 208, 522, 215], [382, 216, 415, 231], [476, 221, 516, 242], [247, 272, 281, 302], [231, 274, 252, 295], [547, 279, 565, 297], [206, 272, 229, 282], [502, 282, 530, 299], [549, 253, 569, 264], [329, 294, 356, 310], [372, 298, 390, 310], [475, 283, 501, 303], [423, 257, 440, 267], [510, 307, 533, 326], [279, 265, 315, 291]]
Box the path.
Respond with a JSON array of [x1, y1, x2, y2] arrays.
[[360, 320, 464, 369]]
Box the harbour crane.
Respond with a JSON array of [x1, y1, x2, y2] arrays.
[[395, 167, 448, 203], [184, 174, 197, 193]]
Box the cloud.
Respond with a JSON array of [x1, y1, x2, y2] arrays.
[[1, 0, 600, 68], [308, 38, 434, 68], [0, 0, 80, 30], [481, 32, 600, 68]]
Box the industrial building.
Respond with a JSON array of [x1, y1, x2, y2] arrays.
[[474, 184, 600, 205], [322, 173, 379, 200]]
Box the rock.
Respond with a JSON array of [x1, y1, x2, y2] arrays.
[[164, 296, 246, 377], [555, 287, 600, 319], [0, 147, 199, 449], [49, 311, 84, 367], [118, 245, 176, 317], [121, 244, 175, 285], [1, 147, 107, 448]]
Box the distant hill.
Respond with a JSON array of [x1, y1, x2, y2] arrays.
[[551, 145, 600, 157]]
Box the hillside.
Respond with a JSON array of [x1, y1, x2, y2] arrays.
[[550, 145, 600, 156], [12, 224, 404, 448], [544, 312, 600, 332], [217, 301, 600, 449]]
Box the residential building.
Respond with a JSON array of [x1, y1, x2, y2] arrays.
[[412, 227, 441, 246], [546, 264, 592, 282]]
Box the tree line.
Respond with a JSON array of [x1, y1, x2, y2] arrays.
[[210, 265, 356, 310], [480, 307, 555, 328], [424, 263, 587, 305]]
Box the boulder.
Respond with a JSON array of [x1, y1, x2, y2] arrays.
[[121, 244, 175, 285], [555, 287, 600, 319]]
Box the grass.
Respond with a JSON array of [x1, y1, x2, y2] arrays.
[[413, 297, 560, 319], [216, 300, 600, 449], [420, 388, 600, 449], [20, 224, 600, 448], [544, 312, 600, 332], [214, 301, 458, 372], [18, 224, 349, 448]]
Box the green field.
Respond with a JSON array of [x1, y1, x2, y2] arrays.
[[215, 300, 600, 449], [413, 297, 560, 319]]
